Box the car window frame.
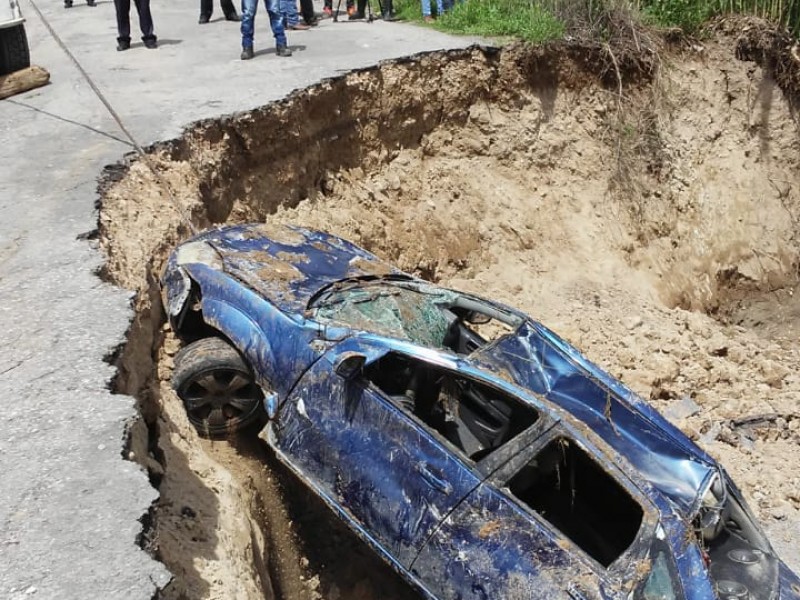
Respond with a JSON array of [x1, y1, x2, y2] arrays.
[[486, 424, 661, 583], [357, 349, 554, 477]]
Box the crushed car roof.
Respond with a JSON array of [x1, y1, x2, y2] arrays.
[[192, 223, 404, 313]]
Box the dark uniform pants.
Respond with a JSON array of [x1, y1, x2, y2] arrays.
[[200, 0, 237, 19], [114, 0, 155, 42]]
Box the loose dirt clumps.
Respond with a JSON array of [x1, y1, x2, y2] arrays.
[[100, 31, 800, 599]]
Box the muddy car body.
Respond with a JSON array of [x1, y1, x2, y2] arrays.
[[162, 223, 800, 600]]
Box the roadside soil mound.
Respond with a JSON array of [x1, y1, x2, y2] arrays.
[[100, 26, 800, 599]]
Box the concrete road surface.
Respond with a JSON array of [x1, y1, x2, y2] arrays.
[[0, 2, 475, 597]]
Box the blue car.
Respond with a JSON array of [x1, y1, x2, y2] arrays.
[[162, 223, 800, 600]]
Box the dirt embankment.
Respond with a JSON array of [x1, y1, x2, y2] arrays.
[[100, 25, 800, 599]]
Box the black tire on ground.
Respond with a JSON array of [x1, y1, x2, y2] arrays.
[[172, 337, 266, 437], [0, 25, 31, 76]]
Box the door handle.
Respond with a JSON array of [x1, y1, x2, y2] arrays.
[[416, 462, 453, 495]]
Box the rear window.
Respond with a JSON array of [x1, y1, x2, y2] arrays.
[[507, 437, 644, 567]]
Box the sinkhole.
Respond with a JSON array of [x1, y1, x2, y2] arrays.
[[98, 35, 800, 598]]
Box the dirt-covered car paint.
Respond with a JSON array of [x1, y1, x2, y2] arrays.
[[162, 223, 800, 600]]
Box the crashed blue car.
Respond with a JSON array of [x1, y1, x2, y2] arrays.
[[161, 223, 800, 600]]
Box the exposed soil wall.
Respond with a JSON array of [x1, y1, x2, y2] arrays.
[[100, 31, 800, 598]]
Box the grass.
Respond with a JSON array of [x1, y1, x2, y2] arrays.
[[390, 0, 800, 39], [642, 0, 800, 35], [393, 0, 565, 42]]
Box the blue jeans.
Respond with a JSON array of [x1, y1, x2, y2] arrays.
[[279, 0, 300, 26], [241, 0, 287, 48], [421, 0, 442, 16]]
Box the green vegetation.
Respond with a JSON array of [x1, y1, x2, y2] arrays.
[[393, 0, 564, 42], [391, 0, 800, 39], [642, 0, 800, 34]]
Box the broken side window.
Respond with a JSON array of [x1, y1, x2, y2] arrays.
[[363, 352, 539, 462], [506, 437, 644, 568], [641, 545, 683, 600]]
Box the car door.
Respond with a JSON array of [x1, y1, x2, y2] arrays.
[[412, 426, 655, 600], [270, 343, 486, 568]]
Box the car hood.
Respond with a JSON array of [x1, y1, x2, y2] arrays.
[[472, 320, 719, 517], [191, 223, 405, 313]]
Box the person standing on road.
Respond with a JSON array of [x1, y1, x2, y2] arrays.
[[198, 0, 241, 24], [349, 0, 394, 20], [240, 0, 291, 60], [279, 0, 310, 30], [421, 0, 448, 22], [298, 0, 318, 25], [113, 0, 157, 51]]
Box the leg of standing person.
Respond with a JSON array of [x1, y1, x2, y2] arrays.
[[382, 0, 394, 20], [113, 0, 132, 50], [132, 0, 157, 48], [220, 0, 241, 20], [435, 0, 443, 16], [298, 0, 317, 25], [264, 0, 292, 56], [421, 0, 433, 20], [350, 0, 365, 19], [199, 0, 213, 23], [281, 0, 309, 29], [240, 0, 257, 59]]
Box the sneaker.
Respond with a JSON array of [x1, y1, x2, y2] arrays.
[[348, 10, 364, 19], [288, 22, 311, 30], [241, 46, 254, 60], [86, 0, 96, 6], [198, 14, 210, 23], [64, 0, 73, 7], [322, 5, 332, 16], [116, 39, 131, 51], [225, 12, 242, 21], [423, 15, 434, 22], [382, 10, 395, 20], [276, 44, 292, 57], [144, 38, 158, 49]]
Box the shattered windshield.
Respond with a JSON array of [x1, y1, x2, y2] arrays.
[[309, 280, 459, 348]]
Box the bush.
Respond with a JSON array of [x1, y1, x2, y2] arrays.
[[641, 0, 800, 35]]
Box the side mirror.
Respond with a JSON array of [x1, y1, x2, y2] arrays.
[[334, 352, 366, 380]]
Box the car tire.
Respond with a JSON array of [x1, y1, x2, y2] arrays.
[[172, 337, 265, 437], [0, 25, 31, 76]]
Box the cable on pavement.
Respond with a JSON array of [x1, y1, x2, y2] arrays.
[[25, 0, 199, 235]]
